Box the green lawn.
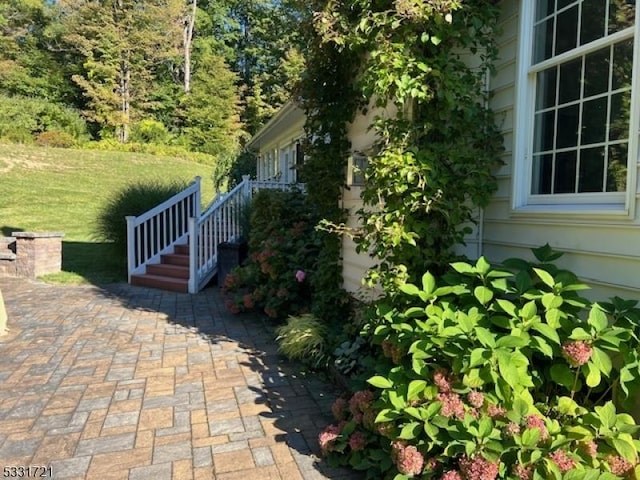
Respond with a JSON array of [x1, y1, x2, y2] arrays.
[[0, 143, 216, 284]]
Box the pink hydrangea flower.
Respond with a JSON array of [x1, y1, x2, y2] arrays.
[[348, 430, 367, 451], [548, 450, 576, 472], [381, 339, 403, 364], [391, 440, 407, 463], [607, 455, 635, 476], [513, 464, 533, 480], [434, 368, 452, 392], [487, 404, 506, 418], [525, 414, 549, 440], [467, 391, 484, 408], [437, 392, 465, 419], [318, 424, 341, 455], [376, 421, 394, 438], [562, 340, 593, 367], [425, 457, 439, 471], [581, 440, 597, 458], [331, 397, 347, 421], [459, 454, 499, 480], [295, 269, 306, 282], [363, 408, 378, 430], [349, 390, 374, 416], [242, 293, 254, 309], [442, 471, 463, 480], [396, 445, 425, 476], [505, 422, 521, 437]]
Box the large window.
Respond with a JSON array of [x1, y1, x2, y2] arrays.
[[517, 0, 636, 208]]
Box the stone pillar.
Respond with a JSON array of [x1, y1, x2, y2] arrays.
[[13, 232, 64, 278]]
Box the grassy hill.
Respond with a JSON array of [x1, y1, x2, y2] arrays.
[[0, 143, 216, 284]]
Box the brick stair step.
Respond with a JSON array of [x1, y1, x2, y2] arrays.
[[174, 244, 189, 255], [161, 253, 189, 266], [130, 274, 188, 293], [147, 263, 189, 279]]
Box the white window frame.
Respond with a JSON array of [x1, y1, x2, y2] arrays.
[[512, 0, 640, 217]]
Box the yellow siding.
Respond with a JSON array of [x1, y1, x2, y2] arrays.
[[483, 0, 640, 300], [340, 186, 379, 298]]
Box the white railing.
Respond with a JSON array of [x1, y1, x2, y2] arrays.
[[127, 174, 304, 293], [188, 176, 252, 293], [250, 180, 306, 193], [126, 177, 201, 281]]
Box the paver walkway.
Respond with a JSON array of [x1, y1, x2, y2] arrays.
[[0, 277, 357, 480]]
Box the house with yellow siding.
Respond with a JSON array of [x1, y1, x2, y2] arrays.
[[248, 0, 640, 300]]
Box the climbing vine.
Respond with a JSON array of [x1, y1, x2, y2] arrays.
[[309, 0, 504, 292], [297, 10, 363, 322]]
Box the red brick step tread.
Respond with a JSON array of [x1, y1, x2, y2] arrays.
[[130, 274, 188, 293]]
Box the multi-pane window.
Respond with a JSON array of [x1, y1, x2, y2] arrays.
[[529, 0, 634, 198], [349, 153, 369, 186]]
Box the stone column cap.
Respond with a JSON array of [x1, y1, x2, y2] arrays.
[[12, 232, 64, 238]]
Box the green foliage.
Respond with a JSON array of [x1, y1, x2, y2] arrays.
[[320, 249, 640, 479], [0, 95, 88, 143], [221, 188, 320, 320], [83, 140, 216, 166], [179, 51, 242, 188], [310, 0, 504, 292], [275, 314, 328, 367], [59, 0, 185, 141], [129, 119, 172, 145], [95, 179, 188, 259]]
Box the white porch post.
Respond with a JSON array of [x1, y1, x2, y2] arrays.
[[188, 218, 198, 294], [194, 176, 202, 218], [126, 216, 136, 282]]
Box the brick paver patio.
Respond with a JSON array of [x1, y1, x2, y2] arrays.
[[0, 277, 357, 480]]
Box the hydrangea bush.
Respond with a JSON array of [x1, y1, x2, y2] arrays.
[[320, 246, 640, 479], [221, 188, 319, 319]]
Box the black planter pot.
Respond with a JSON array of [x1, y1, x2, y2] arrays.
[[217, 240, 248, 287]]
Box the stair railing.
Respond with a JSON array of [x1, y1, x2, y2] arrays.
[[188, 176, 252, 293], [126, 177, 201, 282]]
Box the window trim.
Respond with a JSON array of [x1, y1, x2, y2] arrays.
[[512, 0, 639, 218]]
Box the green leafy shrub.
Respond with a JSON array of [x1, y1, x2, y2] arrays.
[[84, 140, 216, 166], [275, 314, 328, 367], [221, 188, 320, 319], [35, 130, 76, 148], [95, 180, 188, 258], [0, 95, 88, 142], [320, 246, 640, 479], [129, 119, 172, 144]]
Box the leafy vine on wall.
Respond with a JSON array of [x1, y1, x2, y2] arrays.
[[303, 0, 504, 294]]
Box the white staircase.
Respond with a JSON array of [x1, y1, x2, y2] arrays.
[[126, 176, 303, 293]]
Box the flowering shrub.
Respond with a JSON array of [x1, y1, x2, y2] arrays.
[[320, 246, 640, 479], [221, 188, 320, 319]]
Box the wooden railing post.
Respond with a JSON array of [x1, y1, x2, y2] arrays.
[[126, 216, 136, 282], [188, 217, 197, 294]]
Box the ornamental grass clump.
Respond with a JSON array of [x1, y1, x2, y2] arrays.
[[320, 245, 640, 479]]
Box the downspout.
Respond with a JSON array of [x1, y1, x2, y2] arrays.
[[478, 64, 492, 258]]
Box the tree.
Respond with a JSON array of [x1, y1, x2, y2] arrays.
[[0, 0, 74, 101], [58, 0, 183, 142], [201, 0, 308, 134], [180, 49, 242, 187]]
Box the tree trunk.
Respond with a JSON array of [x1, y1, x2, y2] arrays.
[[119, 55, 130, 143], [183, 0, 197, 93]]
